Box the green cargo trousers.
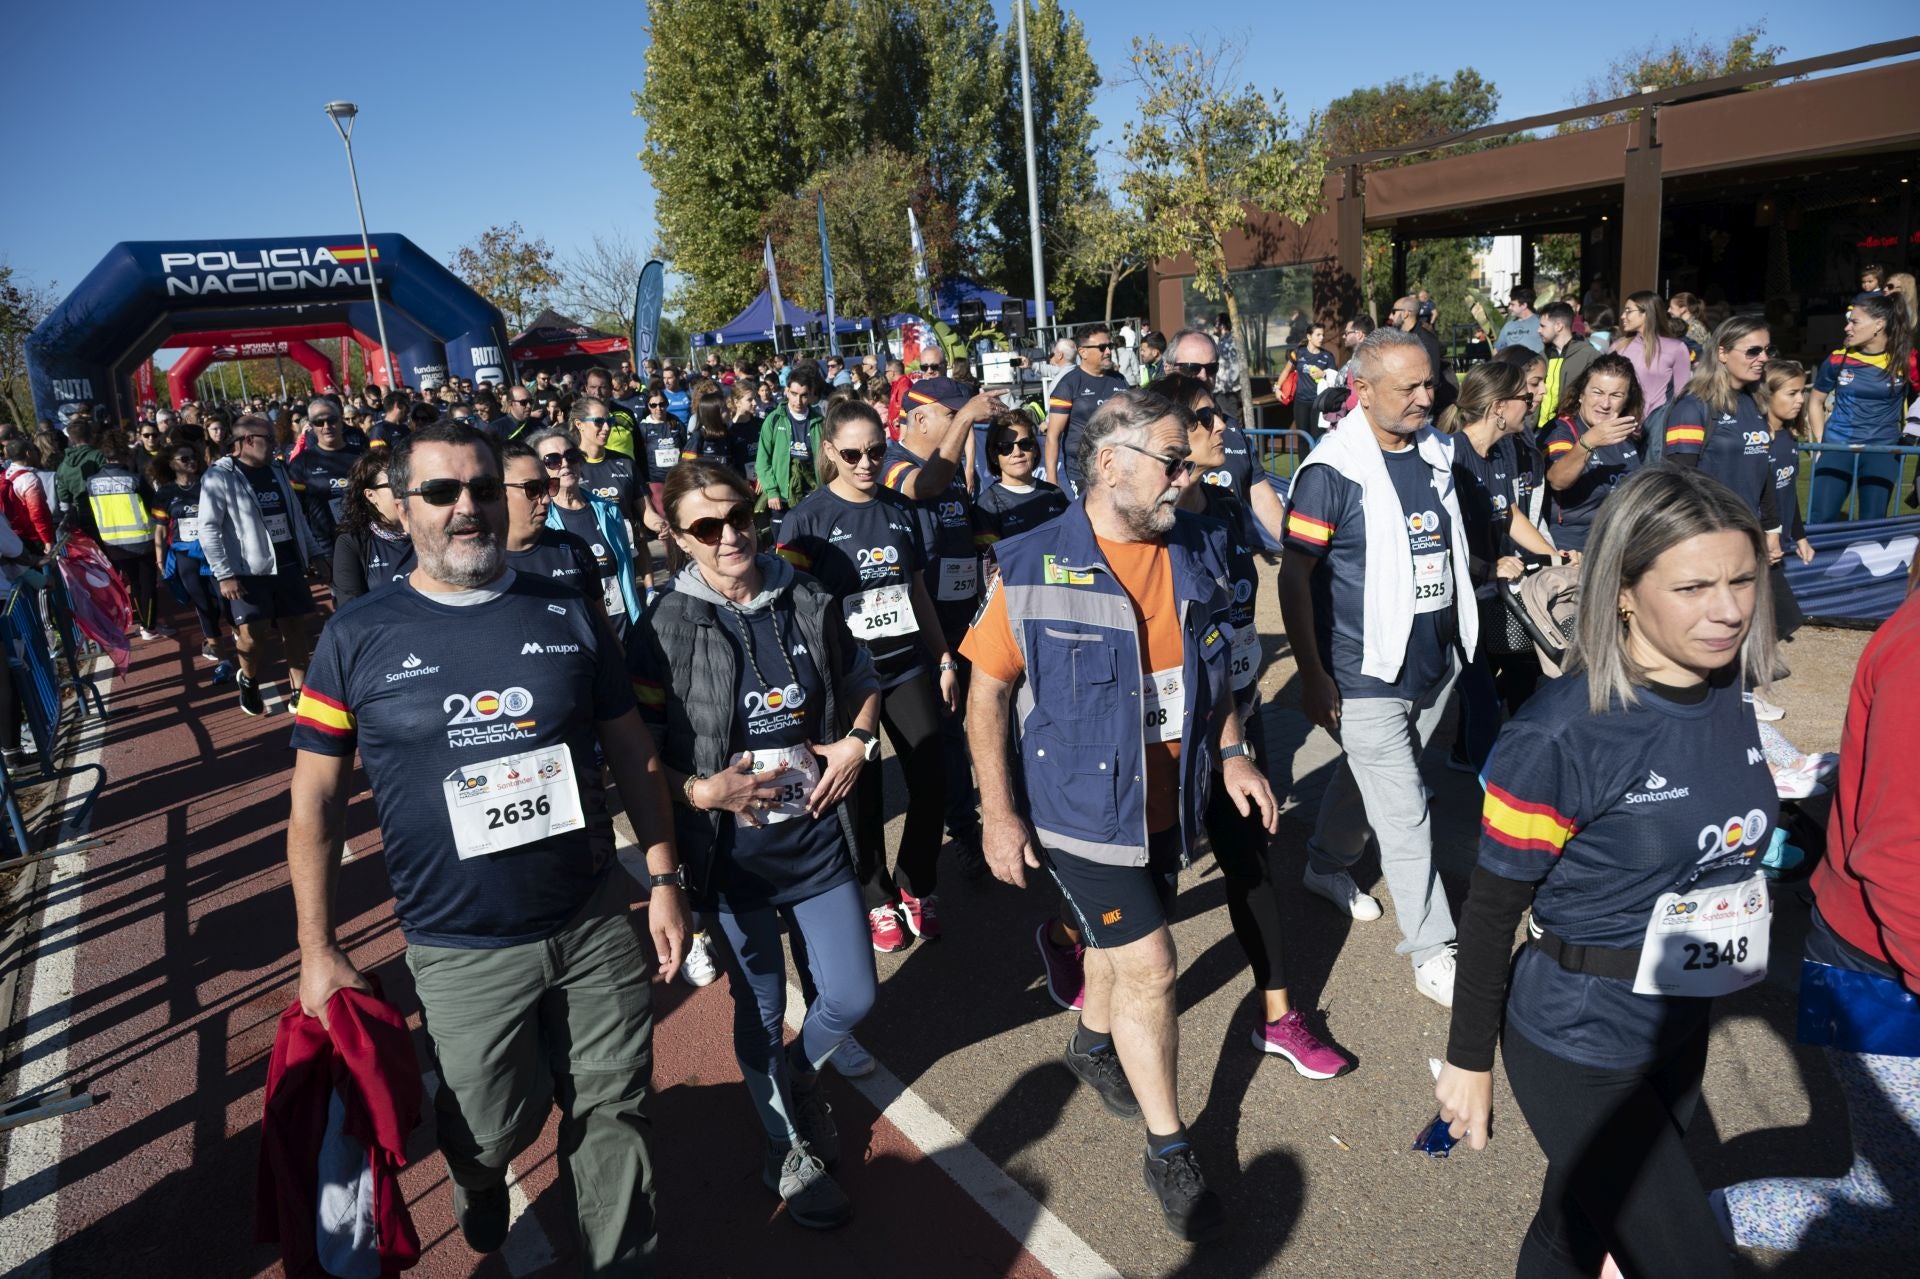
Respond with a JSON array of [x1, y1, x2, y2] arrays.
[[406, 871, 657, 1276]]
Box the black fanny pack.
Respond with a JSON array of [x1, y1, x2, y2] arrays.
[[1530, 920, 1641, 980]]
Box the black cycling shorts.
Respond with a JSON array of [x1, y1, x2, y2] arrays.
[[225, 555, 315, 627], [1042, 827, 1181, 950]]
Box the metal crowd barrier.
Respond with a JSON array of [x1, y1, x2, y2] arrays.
[[1795, 442, 1920, 524], [0, 566, 108, 871]]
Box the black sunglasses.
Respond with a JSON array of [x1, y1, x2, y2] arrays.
[[509, 397, 533, 406], [508, 477, 556, 500], [675, 504, 755, 545], [1080, 342, 1113, 352], [647, 400, 667, 408], [1736, 344, 1778, 359], [310, 416, 338, 427], [1117, 440, 1193, 480], [540, 449, 587, 467], [837, 444, 889, 466], [403, 476, 505, 506], [1192, 405, 1219, 426], [1172, 361, 1219, 379], [576, 415, 611, 427], [993, 437, 1038, 456]]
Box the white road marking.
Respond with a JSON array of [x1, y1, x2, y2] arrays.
[[783, 984, 1120, 1279], [0, 670, 114, 1279], [420, 1068, 555, 1274]]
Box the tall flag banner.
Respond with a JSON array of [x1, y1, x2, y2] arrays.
[[818, 193, 842, 358], [132, 358, 155, 408], [764, 237, 788, 330], [908, 206, 933, 311], [631, 259, 665, 368]]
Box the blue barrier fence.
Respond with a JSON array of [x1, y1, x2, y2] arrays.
[[1796, 441, 1920, 523], [0, 559, 109, 867]]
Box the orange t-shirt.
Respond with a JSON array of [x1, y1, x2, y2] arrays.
[[962, 534, 1185, 833]]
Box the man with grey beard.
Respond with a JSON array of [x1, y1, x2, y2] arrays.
[[285, 420, 689, 1273], [963, 388, 1275, 1242]]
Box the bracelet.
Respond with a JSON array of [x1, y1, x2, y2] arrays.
[[938, 659, 960, 672], [681, 772, 706, 810]]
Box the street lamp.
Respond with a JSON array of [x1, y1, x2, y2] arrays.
[[1012, 1, 1048, 341], [323, 100, 399, 391]]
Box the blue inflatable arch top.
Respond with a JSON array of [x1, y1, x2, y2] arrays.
[[25, 233, 511, 423]]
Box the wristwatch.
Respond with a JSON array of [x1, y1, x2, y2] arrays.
[[849, 728, 881, 762], [648, 867, 687, 890], [1220, 741, 1256, 765]]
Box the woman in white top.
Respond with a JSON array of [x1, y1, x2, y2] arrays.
[[1612, 291, 1693, 421]]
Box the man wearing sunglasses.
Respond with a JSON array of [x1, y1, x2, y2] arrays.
[[1043, 324, 1128, 498], [884, 376, 998, 872], [286, 419, 688, 1268], [198, 414, 325, 717], [580, 367, 638, 460], [498, 385, 542, 440], [1278, 327, 1475, 1010], [965, 387, 1274, 1242], [286, 397, 366, 558]]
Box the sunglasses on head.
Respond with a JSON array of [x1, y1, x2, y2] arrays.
[[508, 477, 556, 500], [1117, 440, 1192, 480], [1172, 361, 1218, 379], [540, 449, 587, 468], [675, 504, 755, 545], [837, 443, 888, 466], [403, 476, 505, 506], [993, 436, 1038, 456]]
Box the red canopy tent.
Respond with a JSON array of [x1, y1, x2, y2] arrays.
[[507, 309, 630, 376]]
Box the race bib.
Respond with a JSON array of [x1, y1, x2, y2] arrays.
[[936, 557, 979, 601], [734, 745, 821, 828], [600, 573, 624, 617], [1228, 624, 1259, 692], [1632, 871, 1771, 997], [1412, 551, 1453, 614], [176, 518, 200, 544], [653, 445, 679, 470], [262, 511, 292, 542], [843, 583, 917, 639], [1142, 665, 1185, 742], [442, 745, 585, 859]]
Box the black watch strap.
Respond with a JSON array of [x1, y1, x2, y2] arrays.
[[648, 868, 687, 890]]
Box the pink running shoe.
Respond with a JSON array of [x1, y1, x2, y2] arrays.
[[897, 888, 942, 941], [1034, 921, 1086, 1011], [1253, 1010, 1352, 1079], [869, 905, 910, 953]]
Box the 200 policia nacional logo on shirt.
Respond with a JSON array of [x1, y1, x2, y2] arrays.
[[443, 686, 539, 748]]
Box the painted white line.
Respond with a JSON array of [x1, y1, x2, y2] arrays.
[[783, 984, 1119, 1279], [420, 1068, 555, 1275], [0, 669, 115, 1279]]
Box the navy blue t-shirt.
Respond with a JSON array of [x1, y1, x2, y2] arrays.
[[553, 501, 628, 641], [1769, 427, 1804, 541], [1813, 349, 1908, 445], [637, 415, 686, 484], [975, 480, 1069, 547], [1480, 670, 1775, 1068], [508, 527, 599, 602], [150, 480, 206, 562], [240, 460, 297, 556], [286, 445, 361, 546], [1193, 482, 1262, 712], [1451, 437, 1515, 576], [684, 425, 755, 477], [1662, 392, 1774, 523], [578, 452, 643, 519], [711, 600, 852, 910], [1198, 421, 1265, 550], [1542, 415, 1642, 552], [1283, 445, 1458, 700], [777, 487, 928, 686], [1047, 367, 1129, 490], [882, 441, 979, 643], [290, 573, 635, 948]]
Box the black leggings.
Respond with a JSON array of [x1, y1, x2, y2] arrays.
[[857, 669, 948, 908], [1502, 1024, 1732, 1279], [1205, 711, 1287, 991], [176, 567, 225, 645], [107, 548, 157, 630]]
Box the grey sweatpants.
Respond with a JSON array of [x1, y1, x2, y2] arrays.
[[1306, 657, 1459, 966]]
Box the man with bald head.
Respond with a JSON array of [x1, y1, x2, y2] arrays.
[[1390, 295, 1457, 415]]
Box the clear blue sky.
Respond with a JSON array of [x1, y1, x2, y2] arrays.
[[4, 2, 1912, 313]]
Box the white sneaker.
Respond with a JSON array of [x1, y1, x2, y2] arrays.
[[1301, 866, 1383, 921], [831, 1036, 876, 1078], [1414, 947, 1457, 1008], [680, 930, 720, 987], [1751, 694, 1786, 723]]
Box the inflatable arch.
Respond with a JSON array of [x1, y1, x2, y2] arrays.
[[25, 234, 511, 424]]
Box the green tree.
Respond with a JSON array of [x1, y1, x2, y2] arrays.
[[982, 0, 1101, 300], [1118, 36, 1325, 425], [762, 146, 960, 324], [1561, 23, 1788, 131], [1051, 186, 1156, 324], [451, 222, 563, 332], [1320, 69, 1510, 164], [0, 263, 57, 428], [636, 0, 862, 329]]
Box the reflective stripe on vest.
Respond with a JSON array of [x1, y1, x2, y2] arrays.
[[88, 486, 152, 549]]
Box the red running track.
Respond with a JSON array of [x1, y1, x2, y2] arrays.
[[3, 632, 1063, 1278]]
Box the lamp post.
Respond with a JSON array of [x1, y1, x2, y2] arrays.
[[323, 101, 399, 391], [1013, 0, 1048, 341]]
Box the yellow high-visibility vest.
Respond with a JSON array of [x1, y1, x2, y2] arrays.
[[86, 471, 152, 550]]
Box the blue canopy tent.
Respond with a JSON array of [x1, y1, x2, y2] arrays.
[[885, 279, 1056, 330], [691, 290, 871, 348]]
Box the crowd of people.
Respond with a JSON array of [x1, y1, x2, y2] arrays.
[[10, 270, 1915, 1277]]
